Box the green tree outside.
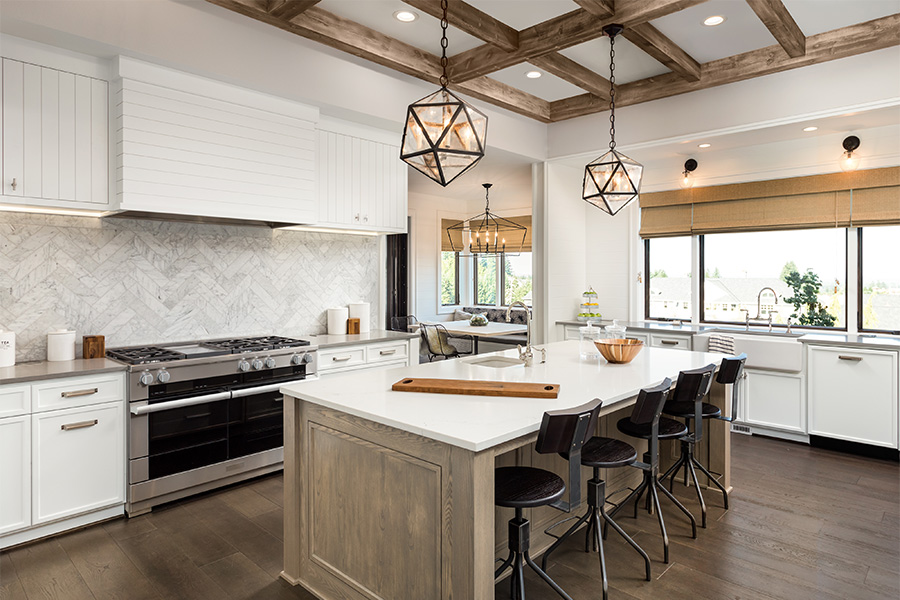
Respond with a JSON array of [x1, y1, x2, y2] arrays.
[[783, 269, 836, 327]]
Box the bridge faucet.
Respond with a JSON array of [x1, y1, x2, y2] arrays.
[[755, 287, 778, 321], [506, 302, 543, 366]]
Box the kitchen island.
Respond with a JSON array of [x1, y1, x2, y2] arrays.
[[279, 341, 731, 600]]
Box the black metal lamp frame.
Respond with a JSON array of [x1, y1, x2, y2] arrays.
[[445, 183, 526, 256]]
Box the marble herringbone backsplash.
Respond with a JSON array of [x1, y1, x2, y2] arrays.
[[0, 213, 380, 362]]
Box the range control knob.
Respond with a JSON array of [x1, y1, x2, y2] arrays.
[[290, 354, 302, 366], [251, 358, 264, 370], [265, 357, 277, 369], [301, 353, 312, 364], [157, 369, 171, 383], [139, 371, 154, 386], [238, 359, 250, 372]]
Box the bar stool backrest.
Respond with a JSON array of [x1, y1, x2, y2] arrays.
[[536, 397, 603, 456], [716, 353, 747, 420], [670, 363, 717, 405], [390, 315, 418, 332], [629, 378, 673, 426]]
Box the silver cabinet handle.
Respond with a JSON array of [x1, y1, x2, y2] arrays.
[[660, 340, 679, 346], [61, 419, 98, 431], [838, 355, 863, 362], [10, 178, 17, 191], [332, 355, 352, 362], [61, 388, 98, 398], [379, 349, 397, 356], [364, 215, 369, 222]]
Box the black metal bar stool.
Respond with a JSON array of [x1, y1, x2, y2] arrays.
[[662, 354, 747, 518], [540, 407, 652, 600], [659, 363, 717, 527], [608, 378, 697, 564], [495, 398, 603, 600]]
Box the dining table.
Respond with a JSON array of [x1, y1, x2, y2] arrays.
[[434, 320, 528, 353]]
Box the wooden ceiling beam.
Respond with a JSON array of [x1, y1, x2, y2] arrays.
[[267, 0, 320, 21], [550, 14, 900, 121], [529, 53, 611, 100], [202, 0, 550, 121], [623, 23, 701, 81], [746, 0, 806, 58], [402, 0, 519, 52], [572, 0, 615, 19]]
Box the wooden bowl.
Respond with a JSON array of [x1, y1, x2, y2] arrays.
[[594, 338, 644, 364]]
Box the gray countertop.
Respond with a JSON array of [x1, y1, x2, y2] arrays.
[[799, 333, 900, 351], [311, 329, 418, 349], [0, 358, 127, 385]]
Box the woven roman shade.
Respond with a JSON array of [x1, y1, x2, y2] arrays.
[[639, 167, 900, 238], [441, 216, 533, 252], [507, 215, 533, 252], [441, 219, 463, 252]]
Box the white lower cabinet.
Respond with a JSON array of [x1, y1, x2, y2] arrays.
[[743, 369, 805, 434], [808, 346, 899, 448], [318, 339, 416, 377], [0, 415, 31, 535], [649, 333, 691, 350], [32, 401, 125, 525], [625, 331, 649, 345]]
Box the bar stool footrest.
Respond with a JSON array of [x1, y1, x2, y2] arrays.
[[543, 515, 583, 541]]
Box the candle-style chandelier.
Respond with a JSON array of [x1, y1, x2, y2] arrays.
[[582, 24, 644, 215], [445, 183, 526, 256], [400, 0, 488, 187]]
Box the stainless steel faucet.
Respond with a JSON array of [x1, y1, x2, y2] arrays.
[[506, 302, 544, 366], [754, 287, 779, 321]]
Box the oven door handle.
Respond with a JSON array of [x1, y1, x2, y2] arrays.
[[130, 391, 232, 415], [231, 376, 319, 399]]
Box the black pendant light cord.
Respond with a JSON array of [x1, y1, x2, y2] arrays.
[[608, 30, 617, 151], [439, 0, 450, 88]]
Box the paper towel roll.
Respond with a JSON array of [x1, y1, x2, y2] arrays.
[[327, 307, 349, 335], [0, 330, 15, 367], [348, 302, 370, 333], [47, 329, 76, 362]]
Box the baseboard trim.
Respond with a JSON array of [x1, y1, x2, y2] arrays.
[[809, 435, 900, 462]]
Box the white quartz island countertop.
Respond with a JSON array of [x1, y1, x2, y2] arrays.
[[281, 340, 725, 452]]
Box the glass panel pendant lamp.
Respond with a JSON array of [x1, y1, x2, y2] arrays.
[[446, 183, 526, 256], [400, 0, 488, 187], [583, 24, 643, 215]]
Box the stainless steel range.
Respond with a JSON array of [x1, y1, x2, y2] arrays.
[[107, 336, 317, 516]]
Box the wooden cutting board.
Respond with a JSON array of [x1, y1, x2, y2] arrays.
[[392, 378, 560, 398]]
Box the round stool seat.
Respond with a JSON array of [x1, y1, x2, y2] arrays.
[[663, 401, 721, 419], [579, 436, 638, 468], [617, 416, 687, 441], [495, 466, 565, 509]]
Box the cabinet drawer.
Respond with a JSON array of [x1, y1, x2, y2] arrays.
[[32, 373, 125, 412], [319, 347, 366, 371], [0, 384, 31, 418], [650, 334, 690, 350], [367, 342, 408, 365], [32, 401, 125, 524]]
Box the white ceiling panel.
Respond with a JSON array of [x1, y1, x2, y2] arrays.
[[560, 37, 670, 85], [651, 0, 779, 63], [318, 0, 485, 54], [782, 0, 900, 36], [489, 61, 587, 101], [467, 0, 580, 30]]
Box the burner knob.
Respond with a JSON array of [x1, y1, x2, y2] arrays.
[[139, 371, 154, 386], [265, 357, 277, 369], [290, 354, 302, 366], [251, 358, 264, 370], [157, 370, 171, 384], [301, 353, 313, 364], [238, 359, 250, 372]]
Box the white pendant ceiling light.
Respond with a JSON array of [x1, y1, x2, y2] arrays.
[[582, 24, 643, 216], [400, 0, 488, 187]]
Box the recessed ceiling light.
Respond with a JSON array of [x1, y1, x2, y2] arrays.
[[803, 126, 818, 132], [698, 143, 711, 148], [526, 70, 542, 79], [703, 15, 726, 26], [393, 10, 417, 23]]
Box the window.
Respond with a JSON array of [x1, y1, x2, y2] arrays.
[[440, 251, 459, 306], [503, 252, 533, 306], [645, 237, 692, 320], [860, 226, 900, 333], [474, 256, 497, 305], [701, 229, 846, 328]]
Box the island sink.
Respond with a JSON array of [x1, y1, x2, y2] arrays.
[[465, 356, 524, 368]]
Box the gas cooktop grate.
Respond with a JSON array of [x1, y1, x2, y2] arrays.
[[106, 347, 186, 365], [202, 336, 311, 353]]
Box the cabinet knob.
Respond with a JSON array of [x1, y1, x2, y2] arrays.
[[355, 214, 360, 221], [364, 215, 369, 222], [10, 178, 17, 191]]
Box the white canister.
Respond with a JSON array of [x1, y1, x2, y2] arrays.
[[327, 307, 349, 335], [348, 302, 371, 333], [47, 329, 76, 362], [0, 330, 15, 367]]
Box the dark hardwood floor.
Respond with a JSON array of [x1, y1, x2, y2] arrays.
[[1, 434, 897, 600]]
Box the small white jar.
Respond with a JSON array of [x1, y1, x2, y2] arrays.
[[47, 329, 76, 362]]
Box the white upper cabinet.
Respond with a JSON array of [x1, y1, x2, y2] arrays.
[[316, 117, 407, 233], [114, 57, 318, 225], [1, 58, 109, 208]]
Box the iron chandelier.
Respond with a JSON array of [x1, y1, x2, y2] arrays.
[[446, 183, 526, 256]]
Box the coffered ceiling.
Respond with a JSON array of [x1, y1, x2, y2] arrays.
[[203, 0, 900, 122]]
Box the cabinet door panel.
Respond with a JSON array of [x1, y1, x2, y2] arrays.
[[91, 78, 108, 204], [0, 415, 31, 535], [23, 63, 42, 199], [32, 402, 125, 524], [3, 58, 24, 196], [58, 71, 77, 201], [74, 75, 92, 202], [809, 347, 898, 447], [745, 370, 804, 432], [41, 68, 60, 199]]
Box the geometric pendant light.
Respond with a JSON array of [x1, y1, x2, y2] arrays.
[[400, 0, 488, 187], [445, 183, 527, 256], [583, 24, 643, 215]]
